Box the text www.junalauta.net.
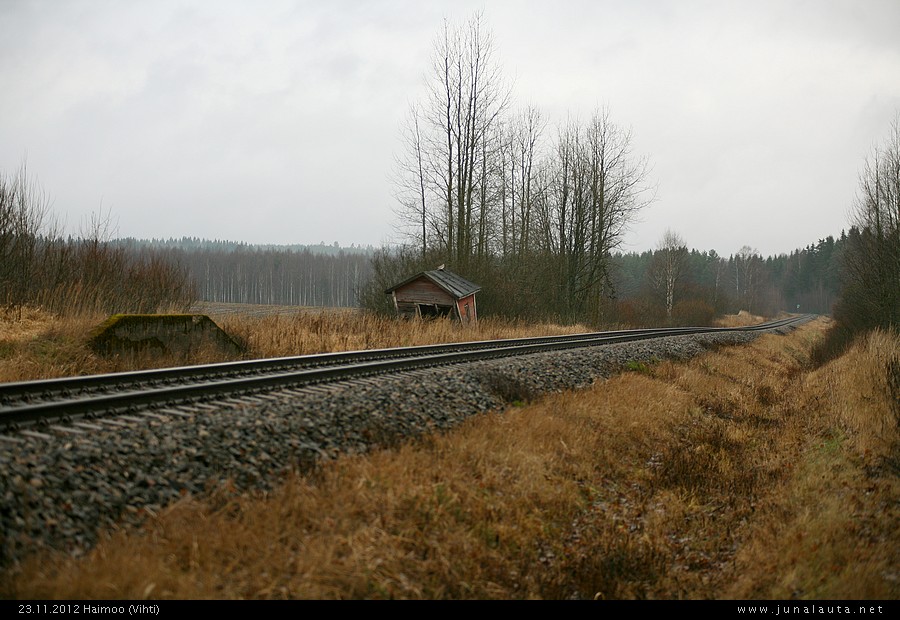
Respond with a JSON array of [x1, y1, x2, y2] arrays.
[[737, 606, 885, 615]]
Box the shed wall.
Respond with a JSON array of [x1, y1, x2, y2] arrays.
[[456, 293, 477, 323], [394, 279, 456, 307]]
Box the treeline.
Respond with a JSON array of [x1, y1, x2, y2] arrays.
[[818, 114, 900, 361], [123, 233, 844, 317], [362, 233, 845, 326], [119, 236, 376, 256], [166, 246, 369, 307], [114, 239, 373, 307], [0, 165, 194, 316], [611, 235, 843, 327], [0, 160, 373, 315], [1, 164, 373, 315]]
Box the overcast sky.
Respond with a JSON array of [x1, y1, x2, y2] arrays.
[[2, 0, 898, 257]]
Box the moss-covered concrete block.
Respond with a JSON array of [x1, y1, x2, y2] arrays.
[[90, 314, 243, 358]]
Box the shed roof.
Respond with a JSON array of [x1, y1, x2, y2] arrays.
[[385, 268, 481, 299]]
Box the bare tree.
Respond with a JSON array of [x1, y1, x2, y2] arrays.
[[733, 245, 762, 314], [494, 106, 546, 265], [539, 108, 654, 319], [649, 229, 688, 319], [0, 160, 54, 317], [411, 12, 511, 269], [392, 103, 432, 260], [712, 250, 730, 310], [839, 112, 900, 329]]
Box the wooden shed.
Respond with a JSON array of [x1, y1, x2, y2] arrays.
[[385, 267, 481, 323]]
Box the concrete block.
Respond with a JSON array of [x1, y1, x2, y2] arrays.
[[90, 314, 243, 358]]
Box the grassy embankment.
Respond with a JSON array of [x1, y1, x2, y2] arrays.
[[1, 312, 897, 599]]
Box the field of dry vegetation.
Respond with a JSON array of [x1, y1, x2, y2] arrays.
[[1, 310, 897, 600], [0, 306, 591, 382]]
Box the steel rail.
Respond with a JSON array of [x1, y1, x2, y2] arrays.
[[0, 315, 812, 430], [0, 315, 805, 405], [0, 325, 739, 404]]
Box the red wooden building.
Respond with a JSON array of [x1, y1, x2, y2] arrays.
[[385, 267, 481, 323]]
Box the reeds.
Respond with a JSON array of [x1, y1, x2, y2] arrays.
[[220, 311, 591, 358]]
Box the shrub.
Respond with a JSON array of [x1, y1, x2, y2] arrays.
[[672, 299, 715, 327]]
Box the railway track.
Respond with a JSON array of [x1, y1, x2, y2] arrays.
[[0, 314, 815, 568], [0, 315, 812, 433]]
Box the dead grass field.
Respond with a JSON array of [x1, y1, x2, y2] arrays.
[[3, 316, 897, 599], [712, 309, 767, 327], [0, 307, 591, 383], [0, 305, 759, 383]]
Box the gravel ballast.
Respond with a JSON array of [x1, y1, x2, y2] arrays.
[[0, 328, 789, 568]]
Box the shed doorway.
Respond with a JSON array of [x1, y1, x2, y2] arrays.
[[418, 303, 453, 318]]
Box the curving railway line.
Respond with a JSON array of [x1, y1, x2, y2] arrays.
[[0, 315, 812, 434], [0, 314, 816, 568]]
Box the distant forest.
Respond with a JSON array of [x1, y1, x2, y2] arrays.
[[609, 234, 844, 324], [119, 237, 376, 257], [115, 234, 844, 320], [115, 238, 375, 308]]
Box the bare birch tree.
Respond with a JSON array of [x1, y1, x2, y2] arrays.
[[649, 229, 688, 319], [734, 245, 762, 314]]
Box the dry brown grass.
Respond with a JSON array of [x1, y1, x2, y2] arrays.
[[722, 326, 900, 599], [220, 311, 591, 358], [0, 310, 236, 382], [4, 317, 897, 599], [0, 307, 589, 383], [712, 310, 767, 327], [0, 309, 108, 382]]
